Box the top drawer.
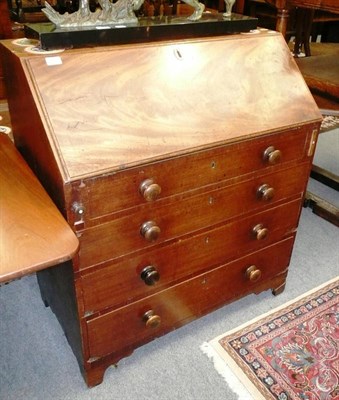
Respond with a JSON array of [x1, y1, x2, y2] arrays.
[[70, 125, 315, 223]]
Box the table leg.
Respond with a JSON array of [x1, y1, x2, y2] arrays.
[[276, 6, 289, 37]]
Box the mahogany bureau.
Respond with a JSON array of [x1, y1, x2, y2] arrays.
[[0, 31, 322, 386]]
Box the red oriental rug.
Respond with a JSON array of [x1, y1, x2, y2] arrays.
[[201, 278, 339, 400]]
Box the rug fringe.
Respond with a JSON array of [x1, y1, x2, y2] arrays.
[[200, 342, 254, 400]]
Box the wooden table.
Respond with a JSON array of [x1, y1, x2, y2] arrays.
[[294, 43, 339, 226], [0, 133, 79, 284], [266, 0, 339, 37]]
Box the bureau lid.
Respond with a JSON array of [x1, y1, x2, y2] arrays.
[[22, 32, 321, 181]]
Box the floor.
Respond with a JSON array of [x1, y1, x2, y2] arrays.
[[0, 100, 11, 129]]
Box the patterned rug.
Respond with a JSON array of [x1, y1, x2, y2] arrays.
[[201, 278, 339, 400], [320, 114, 339, 134]]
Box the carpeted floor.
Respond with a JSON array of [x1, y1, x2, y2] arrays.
[[202, 277, 338, 399], [0, 129, 338, 400]]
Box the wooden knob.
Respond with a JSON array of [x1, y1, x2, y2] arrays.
[[140, 221, 161, 242], [246, 265, 262, 282], [263, 146, 282, 165], [143, 310, 161, 328], [252, 224, 268, 240], [257, 184, 275, 201], [139, 179, 161, 202], [140, 266, 160, 286]]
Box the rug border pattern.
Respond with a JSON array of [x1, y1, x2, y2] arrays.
[[206, 278, 339, 400]]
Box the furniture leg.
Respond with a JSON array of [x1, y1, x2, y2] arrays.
[[304, 191, 339, 227], [276, 6, 289, 37]]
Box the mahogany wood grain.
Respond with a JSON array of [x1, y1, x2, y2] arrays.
[[0, 133, 79, 283], [0, 34, 322, 388], [295, 52, 339, 100], [0, 2, 13, 40], [86, 237, 295, 359], [1, 32, 320, 181], [0, 41, 71, 213], [266, 0, 339, 38], [72, 124, 315, 223], [77, 162, 310, 268], [288, 0, 339, 13], [0, 1, 13, 99], [84, 260, 289, 387], [80, 199, 301, 314]]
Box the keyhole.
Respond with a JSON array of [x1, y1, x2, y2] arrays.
[[174, 48, 183, 60]]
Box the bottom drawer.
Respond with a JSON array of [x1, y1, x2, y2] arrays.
[[86, 236, 295, 359]]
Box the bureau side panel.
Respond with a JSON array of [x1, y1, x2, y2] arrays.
[[36, 262, 85, 375], [0, 42, 68, 213]]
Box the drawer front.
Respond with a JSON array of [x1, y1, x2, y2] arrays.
[[78, 162, 309, 268], [71, 126, 312, 223], [80, 199, 301, 314], [86, 237, 295, 359]]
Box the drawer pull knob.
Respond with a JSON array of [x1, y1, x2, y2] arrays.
[[140, 221, 161, 242], [246, 265, 262, 282], [263, 146, 282, 165], [72, 202, 85, 216], [252, 224, 268, 240], [140, 179, 162, 202], [143, 310, 161, 329], [141, 266, 160, 286], [257, 184, 275, 201]]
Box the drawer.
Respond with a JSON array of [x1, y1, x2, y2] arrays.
[[86, 237, 295, 359], [80, 199, 301, 314], [77, 162, 310, 268], [71, 125, 313, 223]]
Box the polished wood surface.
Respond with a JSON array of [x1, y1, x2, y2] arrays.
[[267, 0, 339, 37], [86, 237, 294, 359], [295, 43, 339, 101], [0, 133, 79, 283], [288, 0, 339, 13], [78, 162, 310, 268], [73, 125, 312, 223], [81, 200, 301, 313], [0, 34, 322, 387], [0, 1, 13, 99], [294, 42, 339, 226], [1, 32, 320, 181]]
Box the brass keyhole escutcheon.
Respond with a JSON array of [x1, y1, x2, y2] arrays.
[[139, 179, 161, 202], [143, 310, 161, 329], [140, 221, 161, 242], [252, 224, 268, 240], [246, 265, 262, 282], [263, 146, 282, 165], [257, 183, 275, 201]]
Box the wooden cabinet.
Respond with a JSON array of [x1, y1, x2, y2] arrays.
[[0, 31, 321, 387], [0, 1, 13, 99]]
